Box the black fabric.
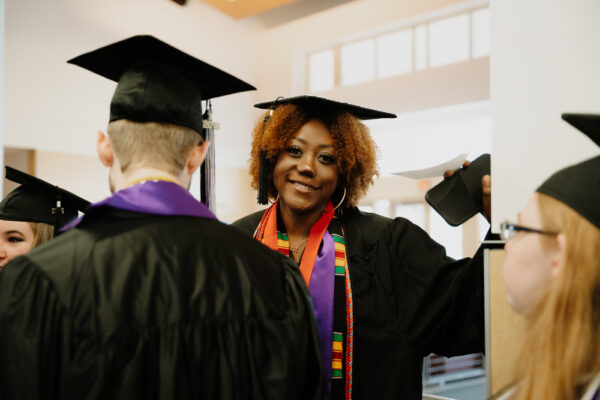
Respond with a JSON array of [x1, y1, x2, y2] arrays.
[[0, 167, 90, 229], [233, 206, 484, 400], [254, 96, 397, 120], [537, 155, 600, 229], [561, 113, 600, 147], [425, 153, 490, 227], [536, 113, 600, 229], [0, 209, 326, 399], [67, 35, 256, 135]]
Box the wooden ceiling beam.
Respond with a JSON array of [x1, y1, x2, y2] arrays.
[[201, 0, 299, 19]]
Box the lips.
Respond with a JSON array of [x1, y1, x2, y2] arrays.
[[290, 180, 318, 192]]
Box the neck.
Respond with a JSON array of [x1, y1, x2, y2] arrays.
[[278, 201, 326, 239], [113, 167, 184, 192]]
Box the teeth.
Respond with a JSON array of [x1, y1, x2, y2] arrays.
[[292, 182, 315, 191]]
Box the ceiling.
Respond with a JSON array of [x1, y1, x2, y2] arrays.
[[200, 0, 298, 20], [196, 0, 358, 27]]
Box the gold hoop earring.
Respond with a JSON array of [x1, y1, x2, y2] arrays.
[[333, 187, 346, 210], [269, 193, 280, 205]]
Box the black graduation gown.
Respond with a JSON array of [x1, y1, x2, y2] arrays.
[[0, 208, 326, 400], [233, 206, 484, 400]]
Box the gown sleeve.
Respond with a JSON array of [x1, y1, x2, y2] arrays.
[[0, 256, 72, 399], [381, 217, 484, 357]]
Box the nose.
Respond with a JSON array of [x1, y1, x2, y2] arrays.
[[0, 247, 7, 267], [297, 154, 316, 176], [503, 238, 512, 253]]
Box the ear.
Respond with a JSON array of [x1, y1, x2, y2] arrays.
[[96, 131, 114, 167], [551, 232, 567, 278], [186, 141, 210, 175]]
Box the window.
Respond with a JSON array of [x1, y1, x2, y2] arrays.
[[471, 8, 491, 58], [376, 29, 412, 78], [428, 14, 470, 68], [395, 203, 426, 230], [341, 39, 375, 86], [429, 208, 463, 259], [414, 24, 428, 71], [308, 49, 335, 92], [372, 199, 391, 217], [306, 6, 490, 91]]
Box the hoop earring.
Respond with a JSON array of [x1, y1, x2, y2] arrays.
[[269, 193, 280, 205], [333, 187, 346, 210]]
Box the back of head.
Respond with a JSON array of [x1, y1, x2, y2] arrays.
[[107, 120, 201, 176], [68, 35, 256, 205]]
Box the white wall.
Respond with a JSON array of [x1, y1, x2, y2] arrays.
[[4, 0, 258, 169], [491, 0, 600, 230], [3, 0, 493, 222], [253, 0, 483, 103], [35, 151, 109, 204], [0, 0, 4, 192]]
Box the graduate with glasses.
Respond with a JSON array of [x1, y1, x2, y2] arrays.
[[495, 113, 600, 400]]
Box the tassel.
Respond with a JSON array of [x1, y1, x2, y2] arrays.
[[256, 110, 273, 205], [201, 100, 218, 213], [257, 149, 269, 205]]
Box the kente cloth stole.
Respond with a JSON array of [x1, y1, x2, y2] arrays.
[[253, 201, 354, 400]]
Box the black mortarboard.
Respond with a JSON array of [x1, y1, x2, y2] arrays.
[[254, 95, 396, 204], [255, 95, 397, 120], [0, 167, 90, 230], [537, 113, 600, 229], [68, 35, 256, 211], [425, 153, 490, 226]]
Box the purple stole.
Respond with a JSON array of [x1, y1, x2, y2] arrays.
[[62, 180, 216, 231]]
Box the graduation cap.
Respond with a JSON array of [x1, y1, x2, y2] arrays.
[[68, 35, 256, 211], [254, 95, 396, 204], [425, 153, 490, 227], [536, 113, 600, 229], [255, 95, 397, 120], [0, 167, 90, 231]]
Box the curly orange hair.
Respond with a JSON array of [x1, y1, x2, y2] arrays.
[[248, 103, 379, 207]]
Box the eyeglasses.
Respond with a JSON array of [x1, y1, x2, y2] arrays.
[[499, 221, 559, 241]]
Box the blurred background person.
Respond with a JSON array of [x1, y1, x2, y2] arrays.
[[0, 166, 89, 269]]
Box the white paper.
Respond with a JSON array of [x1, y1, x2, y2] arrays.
[[392, 153, 468, 179]]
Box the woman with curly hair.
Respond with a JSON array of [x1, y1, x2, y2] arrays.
[[233, 96, 489, 400], [495, 113, 600, 400]]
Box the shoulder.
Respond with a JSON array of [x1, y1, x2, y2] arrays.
[[340, 206, 427, 256], [231, 209, 265, 236]]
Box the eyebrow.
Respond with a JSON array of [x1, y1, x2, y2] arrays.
[[6, 230, 24, 236], [291, 137, 335, 149]]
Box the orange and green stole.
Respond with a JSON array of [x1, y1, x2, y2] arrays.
[[253, 200, 354, 400]]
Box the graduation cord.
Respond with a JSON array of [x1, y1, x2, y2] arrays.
[[255, 204, 354, 399], [127, 176, 180, 186]]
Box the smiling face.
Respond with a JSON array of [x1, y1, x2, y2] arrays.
[[273, 119, 339, 216], [502, 194, 560, 315], [0, 220, 36, 268]]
